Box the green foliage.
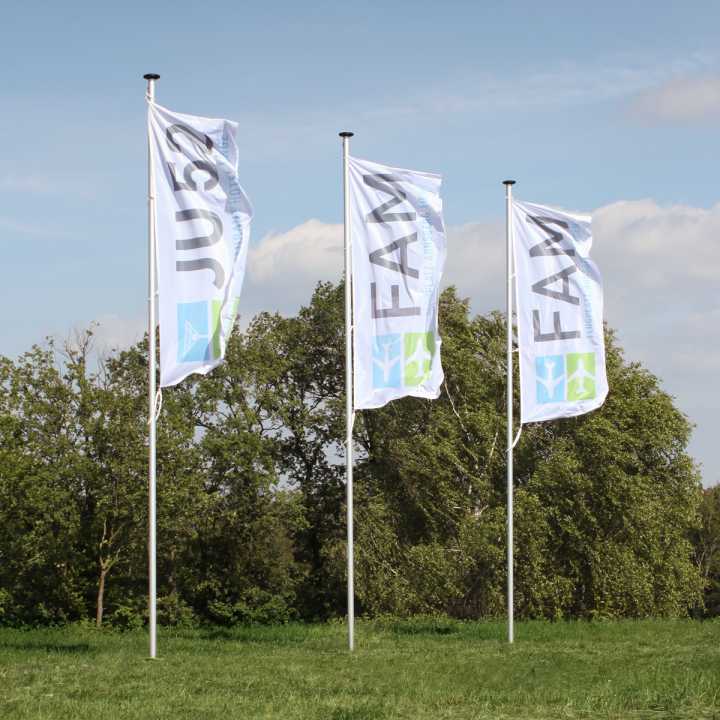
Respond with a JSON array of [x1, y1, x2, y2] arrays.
[[0, 283, 706, 625], [0, 347, 88, 625], [106, 604, 143, 632], [206, 588, 293, 626], [695, 485, 720, 615], [156, 593, 195, 627], [350, 291, 703, 619]]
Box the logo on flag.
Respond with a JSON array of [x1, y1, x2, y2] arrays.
[[372, 334, 402, 388], [371, 332, 436, 390], [404, 332, 434, 387], [566, 352, 596, 401], [177, 301, 222, 364], [534, 352, 597, 404], [535, 355, 565, 403]]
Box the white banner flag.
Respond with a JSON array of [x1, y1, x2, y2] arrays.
[[348, 156, 446, 410], [512, 200, 608, 423], [149, 103, 253, 387]]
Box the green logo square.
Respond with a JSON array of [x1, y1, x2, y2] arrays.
[[566, 352, 596, 401], [209, 298, 240, 361], [403, 332, 435, 387]]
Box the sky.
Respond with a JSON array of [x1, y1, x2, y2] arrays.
[[1, 1, 718, 485]]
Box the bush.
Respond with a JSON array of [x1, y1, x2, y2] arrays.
[[107, 605, 143, 632], [207, 588, 293, 626], [0, 589, 12, 625], [157, 593, 196, 627]]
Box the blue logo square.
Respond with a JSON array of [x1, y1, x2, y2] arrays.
[[372, 334, 402, 388], [177, 301, 210, 363], [535, 355, 565, 403]]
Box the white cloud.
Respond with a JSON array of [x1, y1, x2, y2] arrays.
[[65, 202, 717, 484], [0, 175, 57, 194], [593, 199, 720, 288], [216, 55, 720, 154], [360, 53, 720, 121], [243, 218, 508, 319], [250, 219, 342, 286], [629, 76, 720, 123], [0, 216, 74, 238], [0, 173, 97, 199], [590, 203, 719, 478], [243, 219, 344, 319]]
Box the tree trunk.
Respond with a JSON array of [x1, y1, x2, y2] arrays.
[[96, 567, 108, 628], [168, 547, 177, 596]]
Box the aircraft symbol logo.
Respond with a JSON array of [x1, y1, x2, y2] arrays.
[[566, 352, 596, 401], [177, 302, 210, 363], [372, 334, 402, 388], [535, 354, 565, 403], [404, 332, 434, 387], [535, 352, 597, 403]]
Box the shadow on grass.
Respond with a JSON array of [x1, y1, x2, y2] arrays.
[[195, 624, 322, 645], [373, 616, 463, 637], [367, 617, 509, 643], [0, 641, 94, 654]]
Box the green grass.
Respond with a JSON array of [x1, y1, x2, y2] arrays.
[[1, 618, 719, 719]]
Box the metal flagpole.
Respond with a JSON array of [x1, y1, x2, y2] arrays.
[[504, 179, 516, 644], [340, 130, 355, 652], [144, 72, 160, 659]]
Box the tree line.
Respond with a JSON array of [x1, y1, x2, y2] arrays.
[[0, 284, 717, 628]]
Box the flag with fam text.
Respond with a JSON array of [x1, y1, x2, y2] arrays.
[[348, 156, 446, 410], [512, 200, 608, 423], [148, 102, 253, 387]]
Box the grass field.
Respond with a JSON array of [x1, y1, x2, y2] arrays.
[[1, 618, 719, 719]]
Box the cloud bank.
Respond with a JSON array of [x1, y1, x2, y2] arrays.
[[87, 201, 719, 485], [629, 75, 720, 124], [241, 202, 719, 485]]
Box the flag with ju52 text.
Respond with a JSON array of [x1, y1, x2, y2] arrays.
[[148, 102, 253, 387]]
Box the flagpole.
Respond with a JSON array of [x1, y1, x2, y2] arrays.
[[340, 130, 355, 652], [144, 72, 160, 659], [504, 179, 516, 644]]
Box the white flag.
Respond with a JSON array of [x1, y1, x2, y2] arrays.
[[348, 156, 446, 410], [512, 200, 608, 423], [148, 103, 253, 387]]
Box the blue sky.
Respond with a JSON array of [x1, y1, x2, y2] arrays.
[[1, 1, 719, 484]]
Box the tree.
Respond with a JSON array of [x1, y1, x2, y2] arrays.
[[0, 345, 86, 623], [78, 340, 149, 627], [179, 321, 305, 625], [513, 331, 703, 618], [230, 284, 348, 619], [694, 485, 720, 616], [0, 282, 705, 625], [347, 289, 703, 619]]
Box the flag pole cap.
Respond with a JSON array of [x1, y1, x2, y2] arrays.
[[339, 131, 354, 138], [503, 180, 516, 185], [143, 73, 161, 80]]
